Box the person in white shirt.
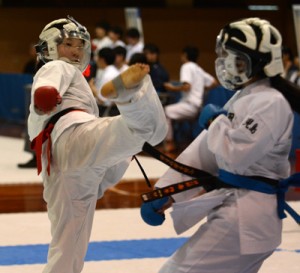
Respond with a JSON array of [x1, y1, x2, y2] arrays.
[[163, 46, 218, 151], [91, 47, 124, 116], [125, 27, 144, 63], [108, 25, 126, 49], [141, 17, 300, 273], [94, 48, 119, 90], [91, 20, 113, 60], [113, 45, 129, 73], [30, 16, 167, 273]]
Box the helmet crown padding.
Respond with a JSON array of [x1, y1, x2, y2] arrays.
[[36, 16, 91, 72], [215, 17, 284, 90]]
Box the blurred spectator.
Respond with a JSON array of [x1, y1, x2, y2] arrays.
[[89, 47, 120, 116], [83, 51, 97, 83], [23, 43, 37, 74], [108, 25, 126, 48], [92, 20, 113, 60], [113, 46, 129, 73], [143, 43, 170, 93], [18, 43, 38, 168], [282, 46, 299, 84], [128, 52, 147, 66], [163, 45, 218, 152], [125, 27, 144, 63]]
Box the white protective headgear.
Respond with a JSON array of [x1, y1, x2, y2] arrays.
[[35, 15, 91, 72], [215, 17, 284, 90]]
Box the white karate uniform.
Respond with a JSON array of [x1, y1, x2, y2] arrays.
[[28, 60, 167, 273], [156, 78, 294, 273]]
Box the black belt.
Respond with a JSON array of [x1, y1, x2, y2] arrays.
[[140, 142, 278, 202], [45, 107, 81, 128]]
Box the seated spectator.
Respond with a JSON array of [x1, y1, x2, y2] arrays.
[[83, 51, 97, 83], [89, 47, 120, 116], [113, 46, 129, 73], [128, 52, 148, 66], [125, 27, 144, 63], [143, 43, 170, 93], [163, 46, 218, 152], [18, 43, 38, 168], [92, 20, 113, 60], [108, 25, 126, 48], [282, 46, 300, 84]]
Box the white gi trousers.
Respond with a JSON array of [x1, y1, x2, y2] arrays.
[[158, 192, 274, 273], [42, 123, 126, 273]]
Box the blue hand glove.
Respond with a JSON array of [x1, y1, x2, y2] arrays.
[[199, 104, 227, 129], [140, 197, 169, 226]]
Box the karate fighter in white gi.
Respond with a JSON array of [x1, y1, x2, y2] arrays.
[[28, 16, 167, 273], [141, 18, 300, 273]]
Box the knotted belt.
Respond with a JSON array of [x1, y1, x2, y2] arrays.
[[31, 107, 84, 175], [219, 169, 300, 223], [141, 142, 300, 224]]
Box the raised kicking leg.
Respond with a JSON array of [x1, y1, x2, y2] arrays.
[[101, 63, 150, 100]]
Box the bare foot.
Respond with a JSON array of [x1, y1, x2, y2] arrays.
[[101, 63, 150, 98]]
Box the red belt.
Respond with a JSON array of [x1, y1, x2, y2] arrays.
[[31, 108, 84, 175]]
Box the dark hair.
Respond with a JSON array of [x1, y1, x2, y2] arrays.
[[270, 75, 300, 114], [183, 46, 199, 62], [129, 53, 147, 65], [95, 20, 110, 33], [144, 43, 160, 54], [34, 59, 45, 73], [98, 47, 115, 65], [110, 25, 124, 39], [126, 28, 140, 39], [282, 46, 294, 61], [113, 46, 127, 58]]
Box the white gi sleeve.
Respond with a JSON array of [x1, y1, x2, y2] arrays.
[[207, 92, 293, 173], [33, 60, 75, 97]]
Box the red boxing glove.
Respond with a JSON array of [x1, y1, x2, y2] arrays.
[[34, 86, 62, 113]]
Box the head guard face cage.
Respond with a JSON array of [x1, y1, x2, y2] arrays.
[[35, 16, 91, 72], [215, 17, 283, 90]]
